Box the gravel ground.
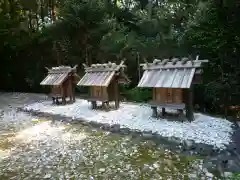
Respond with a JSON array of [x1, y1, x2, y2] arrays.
[[23, 97, 233, 149], [0, 92, 239, 179], [0, 93, 220, 179]]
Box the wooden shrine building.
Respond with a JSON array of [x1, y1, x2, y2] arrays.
[[137, 56, 208, 121], [40, 65, 80, 104], [77, 61, 130, 110]]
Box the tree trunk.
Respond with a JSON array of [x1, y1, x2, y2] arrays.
[[147, 0, 153, 20], [3, 0, 9, 14], [28, 11, 33, 30], [53, 41, 61, 65], [113, 0, 117, 7], [40, 0, 45, 25], [51, 0, 56, 21], [49, 0, 56, 21], [8, 0, 15, 19], [36, 13, 39, 31]]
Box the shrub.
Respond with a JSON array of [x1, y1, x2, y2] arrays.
[[123, 87, 152, 102]]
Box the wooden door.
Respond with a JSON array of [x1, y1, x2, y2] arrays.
[[154, 88, 167, 103], [173, 88, 183, 103], [91, 86, 101, 98], [95, 87, 101, 98], [101, 87, 108, 100], [51, 85, 61, 96], [166, 88, 173, 103]]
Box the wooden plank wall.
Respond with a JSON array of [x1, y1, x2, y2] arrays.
[[107, 80, 116, 101], [167, 89, 173, 103], [66, 78, 73, 97], [173, 88, 183, 103], [101, 86, 108, 100], [153, 88, 183, 104], [90, 86, 108, 100], [51, 85, 62, 96]]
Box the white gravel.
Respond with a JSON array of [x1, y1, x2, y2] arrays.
[[23, 99, 233, 149]]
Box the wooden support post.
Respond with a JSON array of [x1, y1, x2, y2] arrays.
[[115, 100, 119, 109], [186, 86, 194, 122], [62, 97, 66, 105], [72, 90, 76, 102], [102, 102, 106, 110], [72, 77, 76, 102], [56, 97, 60, 105], [162, 107, 166, 117], [103, 102, 110, 111], [178, 109, 184, 116], [52, 97, 55, 104], [114, 81, 120, 109], [91, 101, 97, 109], [151, 106, 158, 117]]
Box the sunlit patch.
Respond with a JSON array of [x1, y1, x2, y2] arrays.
[[13, 121, 87, 146], [14, 121, 66, 143], [62, 132, 87, 142], [0, 149, 10, 160], [31, 118, 50, 123]]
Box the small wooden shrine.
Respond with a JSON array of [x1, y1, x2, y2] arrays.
[[40, 65, 80, 104], [77, 61, 130, 110], [137, 56, 208, 121]]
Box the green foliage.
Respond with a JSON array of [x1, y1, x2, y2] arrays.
[[124, 87, 152, 102], [231, 174, 240, 180], [183, 0, 240, 115], [0, 0, 239, 116]]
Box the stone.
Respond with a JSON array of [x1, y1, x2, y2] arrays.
[[225, 159, 240, 172], [89, 121, 100, 128], [188, 173, 197, 179], [203, 161, 217, 173], [142, 133, 153, 139], [206, 172, 214, 178], [120, 128, 130, 135], [223, 172, 233, 178], [43, 174, 51, 179], [143, 130, 152, 134], [183, 140, 196, 150], [99, 168, 105, 172], [109, 124, 120, 133]]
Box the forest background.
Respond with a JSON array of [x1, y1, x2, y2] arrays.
[[0, 0, 239, 117]]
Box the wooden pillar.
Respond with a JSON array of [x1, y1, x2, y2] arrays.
[[151, 106, 158, 117], [56, 97, 60, 105], [114, 81, 119, 109], [62, 97, 66, 105], [62, 85, 66, 105], [102, 102, 106, 110], [115, 101, 119, 109], [178, 109, 184, 116], [102, 102, 110, 111], [52, 97, 55, 104], [91, 101, 97, 109], [162, 107, 166, 117], [72, 80, 76, 102], [186, 86, 194, 121]]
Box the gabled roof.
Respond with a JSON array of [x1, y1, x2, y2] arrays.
[[40, 65, 78, 86], [77, 61, 129, 87], [138, 57, 208, 88]]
